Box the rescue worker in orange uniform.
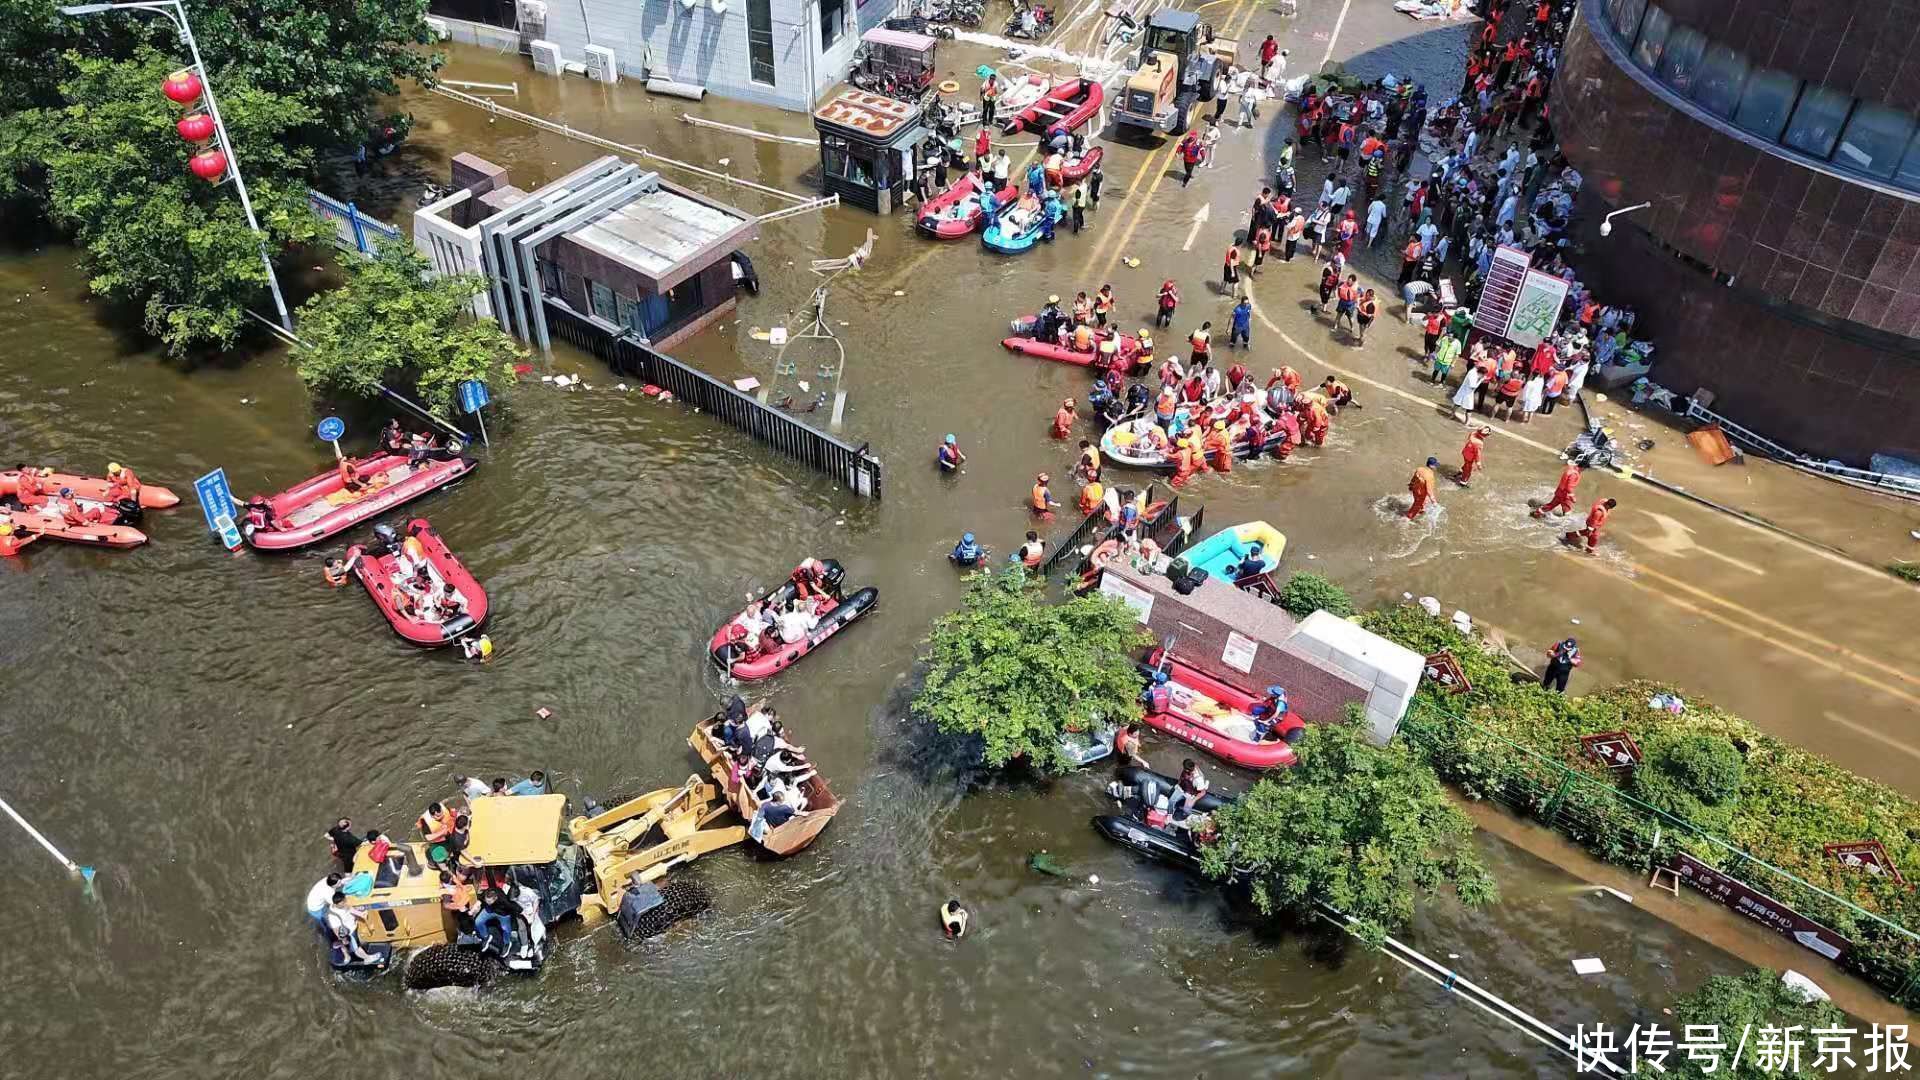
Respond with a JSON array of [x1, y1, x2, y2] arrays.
[[1076, 439, 1101, 484], [1077, 479, 1106, 516], [1030, 473, 1061, 520], [1407, 457, 1438, 520], [13, 464, 44, 505], [1169, 438, 1207, 488], [1272, 410, 1302, 460], [1533, 461, 1582, 517], [1301, 398, 1331, 446], [1569, 497, 1617, 554], [1203, 421, 1234, 472], [1458, 427, 1491, 487], [106, 462, 141, 504], [1050, 398, 1076, 439], [0, 522, 34, 557]]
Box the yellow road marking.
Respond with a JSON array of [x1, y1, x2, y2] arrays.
[[1559, 553, 1920, 710], [1825, 711, 1920, 762]]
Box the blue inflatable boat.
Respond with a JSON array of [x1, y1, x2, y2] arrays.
[[1178, 520, 1287, 582], [981, 198, 1063, 255]]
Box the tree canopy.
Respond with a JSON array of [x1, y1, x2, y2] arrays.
[[291, 242, 523, 417], [1202, 719, 1497, 945], [916, 569, 1149, 774], [1663, 969, 1850, 1080]]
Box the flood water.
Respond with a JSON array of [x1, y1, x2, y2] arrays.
[[9, 9, 1904, 1074]]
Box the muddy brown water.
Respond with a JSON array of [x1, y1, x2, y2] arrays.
[[9, 15, 1904, 1075]]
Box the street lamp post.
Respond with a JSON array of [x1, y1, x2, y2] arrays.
[[1598, 201, 1652, 238], [60, 1, 294, 331]]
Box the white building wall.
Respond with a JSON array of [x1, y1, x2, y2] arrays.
[[412, 190, 491, 319], [530, 0, 890, 112]]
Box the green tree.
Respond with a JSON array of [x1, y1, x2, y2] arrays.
[[1630, 730, 1746, 833], [1276, 570, 1354, 619], [292, 242, 523, 416], [42, 48, 325, 353], [916, 569, 1149, 774], [1664, 968, 1848, 1080], [1203, 719, 1497, 945]]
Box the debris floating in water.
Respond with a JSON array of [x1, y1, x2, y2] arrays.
[[535, 707, 553, 720], [1027, 851, 1068, 877]]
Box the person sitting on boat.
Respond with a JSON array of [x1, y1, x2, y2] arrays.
[[1113, 722, 1147, 768], [407, 433, 438, 470], [789, 557, 831, 601], [1140, 670, 1172, 715], [440, 868, 479, 936], [242, 496, 276, 531], [12, 463, 44, 505], [949, 532, 986, 568], [1224, 541, 1266, 582], [105, 462, 141, 504], [1250, 686, 1296, 742], [1169, 759, 1209, 822], [336, 457, 363, 494], [380, 419, 406, 453], [434, 583, 466, 622], [776, 601, 819, 645]]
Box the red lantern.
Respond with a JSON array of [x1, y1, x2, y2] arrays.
[[162, 68, 203, 104], [188, 148, 228, 181], [176, 113, 215, 143]]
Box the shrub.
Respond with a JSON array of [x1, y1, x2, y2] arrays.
[[1359, 602, 1920, 1006], [1277, 571, 1354, 619], [1890, 562, 1920, 583], [1666, 968, 1847, 1080]]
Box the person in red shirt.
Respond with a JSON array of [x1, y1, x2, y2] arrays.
[[1155, 279, 1180, 328], [1407, 457, 1438, 520], [1422, 308, 1446, 355], [1533, 461, 1582, 517], [1458, 427, 1490, 486], [1568, 497, 1618, 554]]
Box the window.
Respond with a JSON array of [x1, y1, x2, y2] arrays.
[[1656, 27, 1706, 96], [1691, 43, 1749, 118], [589, 279, 618, 323], [616, 293, 639, 335], [1893, 130, 1920, 190], [1783, 83, 1852, 158], [1733, 68, 1800, 140], [821, 0, 845, 49], [822, 146, 875, 187], [1835, 102, 1914, 178], [746, 0, 775, 86], [535, 257, 562, 296], [1609, 0, 1647, 40], [1631, 5, 1672, 73]]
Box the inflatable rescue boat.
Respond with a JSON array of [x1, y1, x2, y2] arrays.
[[1092, 764, 1237, 875], [0, 468, 178, 509], [1143, 652, 1301, 770], [1002, 77, 1104, 136], [709, 559, 878, 681], [1003, 319, 1142, 369], [916, 173, 1018, 239], [244, 451, 475, 551], [4, 503, 147, 548], [345, 519, 489, 646]]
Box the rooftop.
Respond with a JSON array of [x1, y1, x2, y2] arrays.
[[571, 185, 756, 284], [814, 90, 920, 140]]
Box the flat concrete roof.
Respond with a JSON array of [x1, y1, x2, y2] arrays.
[[570, 184, 755, 290]]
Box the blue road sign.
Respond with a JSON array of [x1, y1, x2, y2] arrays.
[[316, 416, 346, 442], [193, 468, 242, 550], [458, 379, 491, 414]]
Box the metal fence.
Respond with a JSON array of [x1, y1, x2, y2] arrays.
[[1396, 700, 1920, 1003], [307, 189, 402, 257], [545, 301, 883, 498], [1037, 482, 1204, 579]]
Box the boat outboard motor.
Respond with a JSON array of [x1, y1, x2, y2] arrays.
[[369, 522, 399, 557], [822, 561, 847, 595]]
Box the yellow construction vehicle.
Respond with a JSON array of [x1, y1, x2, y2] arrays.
[[1111, 10, 1237, 137], [327, 777, 746, 989]]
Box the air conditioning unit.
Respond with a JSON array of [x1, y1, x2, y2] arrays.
[[529, 39, 563, 76], [583, 44, 618, 83], [518, 0, 549, 23], [423, 16, 449, 40]]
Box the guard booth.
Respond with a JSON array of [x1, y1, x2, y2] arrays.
[[813, 90, 926, 214]]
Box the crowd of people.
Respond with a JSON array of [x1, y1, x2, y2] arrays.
[[3, 461, 143, 536], [716, 558, 843, 664], [308, 771, 551, 963], [711, 696, 819, 842]]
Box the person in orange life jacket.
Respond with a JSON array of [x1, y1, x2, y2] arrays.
[[1051, 397, 1076, 439], [105, 462, 141, 504], [1319, 376, 1356, 412], [0, 522, 35, 557], [1354, 289, 1379, 345], [1222, 244, 1241, 287], [1300, 398, 1330, 446], [1169, 758, 1209, 820], [1541, 637, 1582, 693], [1533, 461, 1582, 517], [1154, 387, 1178, 424], [1030, 473, 1061, 519], [1092, 284, 1115, 327], [1541, 366, 1569, 415], [1458, 427, 1491, 486], [1315, 262, 1340, 314], [1568, 497, 1617, 554], [1490, 366, 1526, 421], [1015, 530, 1047, 567], [1204, 421, 1234, 473], [13, 463, 46, 504], [937, 433, 966, 472], [1407, 457, 1439, 520], [1076, 439, 1101, 484], [1188, 321, 1213, 366], [417, 801, 456, 845], [336, 456, 362, 493], [1178, 130, 1203, 185], [1113, 722, 1147, 767], [1169, 437, 1206, 487], [435, 583, 466, 622]]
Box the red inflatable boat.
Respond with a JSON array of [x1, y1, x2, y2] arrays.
[[708, 559, 879, 681], [1045, 145, 1104, 187], [344, 519, 489, 646], [1002, 324, 1143, 371], [1003, 78, 1105, 136], [1143, 652, 1299, 770], [4, 504, 147, 548], [916, 173, 1018, 239], [243, 451, 475, 552], [1, 468, 178, 509]]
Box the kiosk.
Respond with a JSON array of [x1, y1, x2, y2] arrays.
[[813, 90, 926, 214]]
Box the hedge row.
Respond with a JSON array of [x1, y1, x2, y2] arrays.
[[1360, 603, 1920, 1004]]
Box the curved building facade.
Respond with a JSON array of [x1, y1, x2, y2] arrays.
[[1552, 0, 1920, 463]]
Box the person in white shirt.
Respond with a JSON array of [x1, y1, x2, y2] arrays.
[[1365, 197, 1388, 247], [324, 893, 378, 962], [453, 774, 491, 801], [306, 873, 344, 926], [777, 604, 817, 644]]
